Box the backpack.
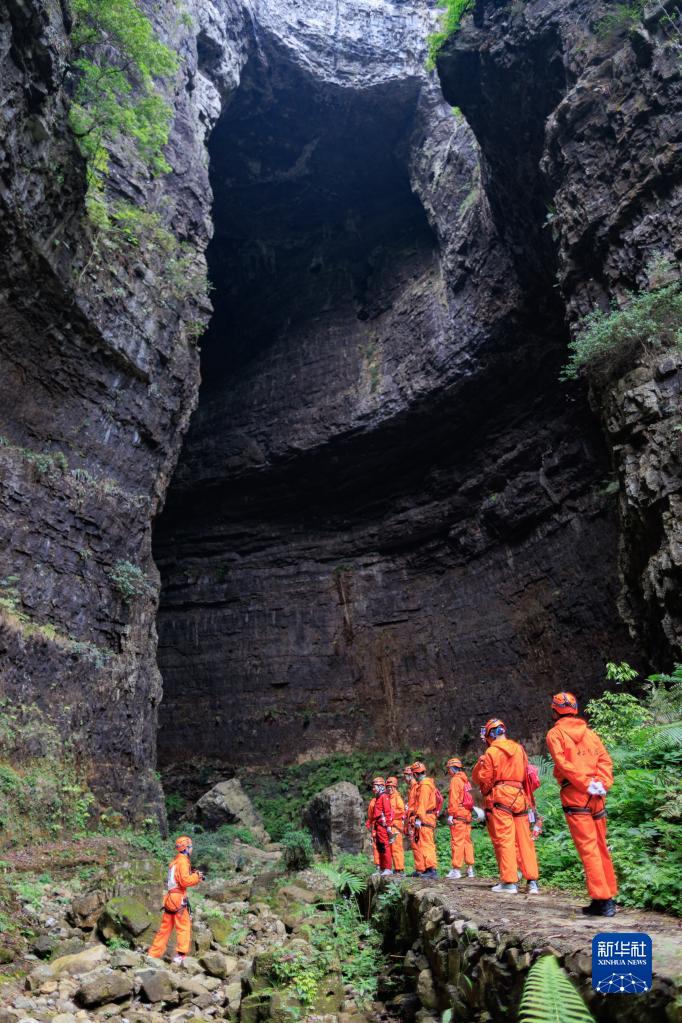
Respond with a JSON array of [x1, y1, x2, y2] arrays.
[[433, 786, 444, 816], [461, 781, 474, 811]]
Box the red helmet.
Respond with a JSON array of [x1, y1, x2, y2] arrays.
[[175, 835, 193, 852], [446, 757, 462, 770], [481, 718, 506, 744], [411, 761, 426, 774], [552, 692, 578, 715], [372, 776, 386, 787], [386, 776, 398, 787]]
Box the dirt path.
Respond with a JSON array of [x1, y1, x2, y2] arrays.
[[405, 876, 682, 982]]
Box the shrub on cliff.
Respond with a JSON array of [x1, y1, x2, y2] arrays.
[[281, 829, 314, 871], [426, 0, 475, 70], [561, 261, 682, 382]]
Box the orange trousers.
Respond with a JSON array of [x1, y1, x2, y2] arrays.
[[371, 835, 380, 866], [412, 825, 438, 872], [148, 907, 191, 957], [391, 830, 405, 872], [566, 810, 618, 900], [488, 808, 537, 883], [449, 821, 474, 868]]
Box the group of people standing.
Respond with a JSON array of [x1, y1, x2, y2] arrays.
[[366, 691, 619, 918]]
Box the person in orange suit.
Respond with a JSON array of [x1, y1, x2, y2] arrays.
[[546, 692, 618, 917], [402, 765, 416, 856], [366, 789, 381, 868], [408, 761, 439, 878], [148, 835, 204, 963], [445, 757, 475, 880], [385, 776, 405, 876], [369, 777, 394, 875], [473, 719, 539, 894]]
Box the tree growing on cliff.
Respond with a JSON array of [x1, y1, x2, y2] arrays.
[[66, 0, 178, 222]]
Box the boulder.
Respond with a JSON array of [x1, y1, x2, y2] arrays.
[[47, 943, 109, 977], [32, 934, 56, 959], [194, 779, 268, 841], [301, 782, 366, 856], [68, 890, 107, 930], [199, 951, 229, 978], [136, 967, 178, 1005], [76, 968, 134, 1007], [98, 896, 156, 948]]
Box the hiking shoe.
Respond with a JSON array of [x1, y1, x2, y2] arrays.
[[466, 866, 475, 878], [491, 882, 518, 894], [380, 869, 393, 876], [446, 869, 462, 879], [172, 954, 186, 965], [422, 868, 438, 879], [393, 871, 405, 877], [409, 870, 422, 877], [581, 900, 604, 916], [526, 880, 539, 894], [600, 899, 616, 917]]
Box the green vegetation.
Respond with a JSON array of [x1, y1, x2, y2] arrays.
[[426, 0, 475, 71], [108, 559, 152, 601], [67, 0, 178, 219], [0, 701, 95, 846], [561, 260, 682, 382], [280, 829, 314, 871], [519, 955, 595, 1023], [243, 749, 420, 840], [594, 0, 645, 41]]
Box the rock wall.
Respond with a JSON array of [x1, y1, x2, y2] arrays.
[[154, 0, 643, 774], [383, 881, 681, 1022], [0, 0, 222, 818]]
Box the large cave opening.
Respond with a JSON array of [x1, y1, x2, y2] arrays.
[[152, 25, 635, 787]]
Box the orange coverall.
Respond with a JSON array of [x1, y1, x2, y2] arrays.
[[448, 772, 474, 869], [366, 797, 380, 865], [388, 789, 406, 872], [546, 716, 618, 900], [148, 852, 202, 958], [410, 778, 438, 872], [371, 791, 395, 870], [473, 738, 538, 884]]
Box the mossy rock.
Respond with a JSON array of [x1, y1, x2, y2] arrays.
[[208, 915, 243, 949], [240, 991, 272, 1023], [98, 896, 156, 948]]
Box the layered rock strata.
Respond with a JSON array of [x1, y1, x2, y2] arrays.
[[154, 0, 641, 773]]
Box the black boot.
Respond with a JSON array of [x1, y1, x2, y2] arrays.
[[409, 870, 422, 877], [599, 899, 616, 917], [581, 899, 604, 915], [422, 868, 438, 879]]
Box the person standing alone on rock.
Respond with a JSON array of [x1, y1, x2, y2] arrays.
[[148, 835, 204, 963], [473, 720, 539, 894], [546, 692, 618, 917], [445, 757, 475, 880], [408, 761, 439, 878], [385, 776, 405, 876]]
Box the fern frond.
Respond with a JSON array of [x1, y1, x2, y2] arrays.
[[519, 955, 595, 1023], [528, 755, 555, 781]]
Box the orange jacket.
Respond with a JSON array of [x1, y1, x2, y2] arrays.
[[366, 796, 376, 831], [405, 781, 417, 814], [410, 777, 438, 827], [448, 771, 472, 822], [166, 853, 202, 895], [546, 716, 614, 801], [371, 791, 394, 828], [388, 790, 406, 832], [472, 737, 528, 812]]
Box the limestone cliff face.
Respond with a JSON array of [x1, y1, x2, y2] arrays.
[[1, 0, 679, 807], [436, 0, 682, 665], [154, 0, 643, 774], [0, 0, 220, 819]]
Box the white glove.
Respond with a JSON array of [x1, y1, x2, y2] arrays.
[[447, 815, 454, 825], [414, 818, 422, 828], [587, 780, 607, 796], [472, 806, 486, 822]]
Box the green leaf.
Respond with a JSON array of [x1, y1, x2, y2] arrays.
[[519, 956, 595, 1023]]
